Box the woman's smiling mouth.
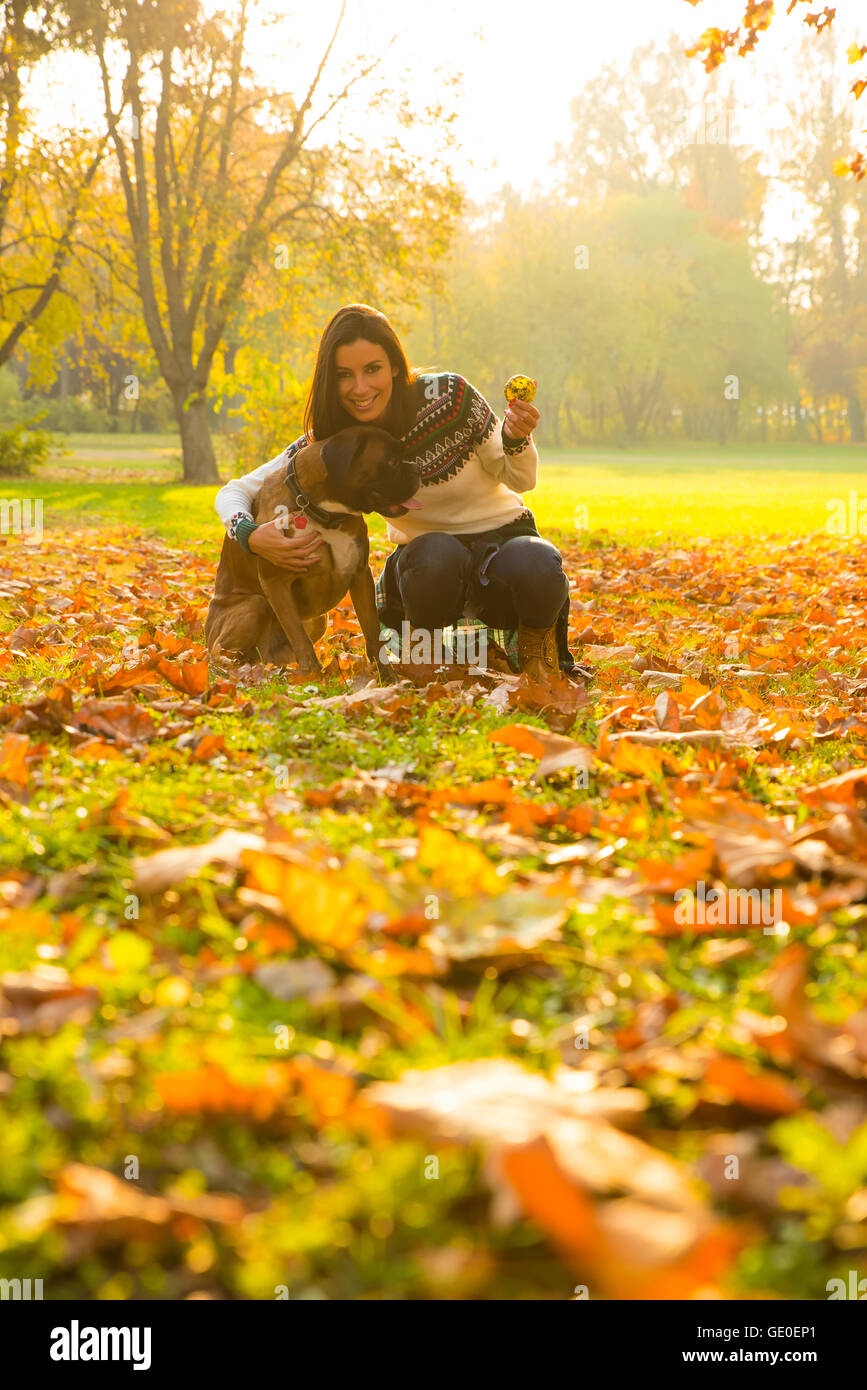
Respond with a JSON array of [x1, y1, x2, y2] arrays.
[[350, 396, 379, 414]]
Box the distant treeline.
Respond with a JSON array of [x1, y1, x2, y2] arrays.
[[2, 21, 864, 463]]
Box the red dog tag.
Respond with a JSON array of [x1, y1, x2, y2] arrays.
[[294, 515, 307, 530]]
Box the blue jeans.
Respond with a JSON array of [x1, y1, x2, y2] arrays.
[[395, 531, 567, 628], [377, 513, 575, 671]]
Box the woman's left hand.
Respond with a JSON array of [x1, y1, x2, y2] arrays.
[[504, 396, 539, 440]]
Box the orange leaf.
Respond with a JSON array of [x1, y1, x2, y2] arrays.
[[500, 1136, 603, 1267], [0, 731, 30, 785], [499, 1137, 743, 1300], [89, 663, 160, 695], [154, 1062, 293, 1119], [609, 739, 666, 778], [735, 684, 765, 711], [638, 847, 713, 892], [291, 1055, 356, 1123], [799, 766, 867, 811], [489, 723, 593, 779], [704, 1055, 803, 1115], [330, 609, 360, 634], [489, 724, 545, 759], [679, 676, 710, 704], [75, 699, 156, 746], [152, 629, 199, 655], [242, 850, 372, 948], [157, 658, 209, 696], [188, 733, 226, 762], [73, 738, 125, 761]]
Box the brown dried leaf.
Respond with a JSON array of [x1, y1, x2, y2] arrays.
[[133, 829, 266, 894], [488, 723, 594, 779]]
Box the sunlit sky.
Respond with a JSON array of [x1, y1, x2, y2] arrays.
[[284, 0, 770, 195], [44, 0, 866, 212]]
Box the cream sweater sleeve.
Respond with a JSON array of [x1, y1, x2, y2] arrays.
[[478, 421, 539, 492], [460, 378, 538, 492], [214, 451, 288, 532]]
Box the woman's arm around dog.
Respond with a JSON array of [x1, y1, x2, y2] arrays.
[[215, 445, 323, 572]]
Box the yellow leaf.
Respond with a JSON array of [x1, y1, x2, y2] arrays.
[[242, 850, 370, 949], [415, 823, 503, 897], [154, 976, 192, 1008]]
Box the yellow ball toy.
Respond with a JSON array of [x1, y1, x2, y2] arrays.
[[504, 374, 537, 403]]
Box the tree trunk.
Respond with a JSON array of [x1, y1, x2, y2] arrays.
[[174, 391, 219, 483], [637, 372, 663, 440], [847, 384, 866, 443], [548, 397, 562, 447], [220, 343, 243, 431], [109, 370, 122, 430], [616, 388, 639, 442]]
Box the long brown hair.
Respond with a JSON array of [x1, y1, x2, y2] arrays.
[[303, 304, 419, 442]]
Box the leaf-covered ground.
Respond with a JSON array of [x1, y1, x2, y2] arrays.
[[3, 517, 867, 1300]]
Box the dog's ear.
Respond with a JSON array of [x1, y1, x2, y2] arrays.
[[320, 429, 365, 489]]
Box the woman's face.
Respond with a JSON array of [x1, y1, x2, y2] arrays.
[[335, 338, 398, 424]]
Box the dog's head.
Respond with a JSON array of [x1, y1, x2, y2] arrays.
[[319, 427, 422, 518]]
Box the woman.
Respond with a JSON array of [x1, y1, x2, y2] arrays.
[[215, 304, 584, 682]]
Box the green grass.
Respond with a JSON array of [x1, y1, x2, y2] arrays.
[[5, 437, 865, 544], [61, 431, 182, 453], [538, 441, 867, 540], [8, 482, 223, 545]]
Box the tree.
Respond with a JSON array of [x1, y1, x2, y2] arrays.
[[410, 188, 788, 448], [213, 168, 461, 470], [767, 32, 867, 440], [557, 34, 765, 239], [571, 193, 788, 444], [683, 0, 867, 177], [85, 0, 461, 482], [71, 191, 170, 428], [557, 35, 707, 202], [0, 0, 105, 372]]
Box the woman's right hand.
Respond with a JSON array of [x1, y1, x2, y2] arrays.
[[248, 518, 324, 571]]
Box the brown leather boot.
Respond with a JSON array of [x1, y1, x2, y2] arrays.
[[517, 621, 559, 682]]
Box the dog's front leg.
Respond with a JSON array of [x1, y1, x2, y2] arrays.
[[258, 565, 321, 677], [349, 564, 394, 683]]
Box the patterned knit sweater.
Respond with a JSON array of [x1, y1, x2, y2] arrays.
[[215, 373, 538, 547]]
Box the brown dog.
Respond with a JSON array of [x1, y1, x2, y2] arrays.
[[205, 426, 421, 677]]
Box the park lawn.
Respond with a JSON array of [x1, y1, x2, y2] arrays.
[[5, 438, 867, 546], [2, 442, 867, 1300], [538, 441, 867, 541]]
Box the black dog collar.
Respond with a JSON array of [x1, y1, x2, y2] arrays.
[[283, 452, 352, 529]]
